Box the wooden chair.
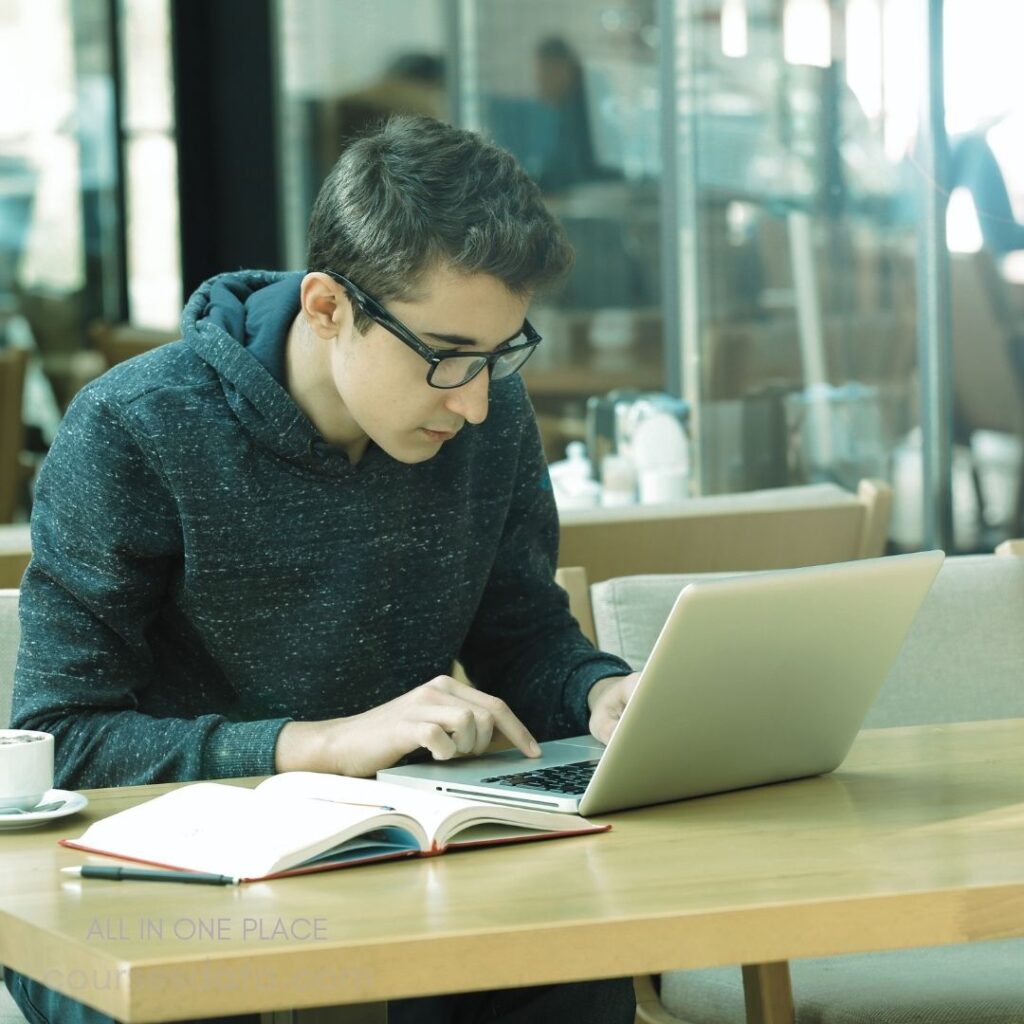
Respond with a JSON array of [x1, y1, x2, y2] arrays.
[[0, 348, 28, 522], [557, 479, 892, 584], [949, 252, 1024, 536], [581, 547, 1024, 1024], [554, 565, 596, 644], [89, 320, 176, 369], [0, 525, 30, 589], [13, 286, 106, 410]]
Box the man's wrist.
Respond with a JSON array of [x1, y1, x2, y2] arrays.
[[274, 720, 330, 774], [587, 675, 622, 714]]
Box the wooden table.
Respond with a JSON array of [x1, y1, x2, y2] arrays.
[[2, 719, 1024, 1023]]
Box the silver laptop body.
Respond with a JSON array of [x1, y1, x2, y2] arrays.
[[378, 550, 944, 815]]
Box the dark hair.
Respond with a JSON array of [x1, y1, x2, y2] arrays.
[[385, 53, 445, 85], [306, 115, 574, 330], [537, 36, 581, 68]]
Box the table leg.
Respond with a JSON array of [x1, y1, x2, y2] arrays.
[[741, 962, 794, 1024]]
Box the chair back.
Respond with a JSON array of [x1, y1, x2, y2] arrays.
[[90, 321, 176, 369], [558, 479, 891, 584], [950, 252, 1024, 437], [590, 554, 1024, 727], [0, 524, 31, 589], [865, 553, 1024, 726], [554, 565, 596, 645], [0, 588, 19, 728], [0, 348, 28, 522]]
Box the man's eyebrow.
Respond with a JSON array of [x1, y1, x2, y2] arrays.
[[423, 323, 526, 349]]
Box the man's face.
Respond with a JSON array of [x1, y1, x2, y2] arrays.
[[327, 266, 532, 464]]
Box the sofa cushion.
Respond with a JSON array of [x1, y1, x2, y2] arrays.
[[0, 590, 19, 729], [865, 554, 1024, 727], [661, 940, 1024, 1024], [591, 556, 1024, 728], [591, 571, 737, 670]]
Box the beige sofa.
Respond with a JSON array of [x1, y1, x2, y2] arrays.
[[588, 553, 1024, 1024]]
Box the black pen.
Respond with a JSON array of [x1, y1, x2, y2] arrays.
[[61, 865, 237, 886]]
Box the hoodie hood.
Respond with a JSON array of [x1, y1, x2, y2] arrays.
[[178, 269, 374, 475]]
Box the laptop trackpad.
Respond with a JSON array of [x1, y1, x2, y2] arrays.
[[502, 734, 604, 768], [382, 734, 604, 783]]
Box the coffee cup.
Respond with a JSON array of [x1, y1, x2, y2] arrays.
[[0, 729, 54, 811]]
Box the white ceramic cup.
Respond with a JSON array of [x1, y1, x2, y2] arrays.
[[0, 729, 54, 811]]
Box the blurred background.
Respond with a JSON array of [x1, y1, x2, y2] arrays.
[[1, 0, 1022, 554]]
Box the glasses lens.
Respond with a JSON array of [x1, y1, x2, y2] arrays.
[[428, 340, 538, 388], [491, 344, 536, 381], [431, 356, 488, 388]]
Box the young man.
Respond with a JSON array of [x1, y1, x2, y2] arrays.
[[6, 117, 637, 1023]]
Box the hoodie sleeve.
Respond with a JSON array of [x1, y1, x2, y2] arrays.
[[11, 386, 290, 789], [457, 388, 632, 741]]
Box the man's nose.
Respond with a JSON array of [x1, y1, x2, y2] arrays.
[[443, 369, 490, 425]]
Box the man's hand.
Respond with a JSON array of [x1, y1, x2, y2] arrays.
[[587, 673, 640, 744], [274, 675, 542, 777]]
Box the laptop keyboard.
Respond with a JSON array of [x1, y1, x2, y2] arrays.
[[480, 758, 600, 795]]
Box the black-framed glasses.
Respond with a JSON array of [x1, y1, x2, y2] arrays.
[[322, 270, 542, 389]]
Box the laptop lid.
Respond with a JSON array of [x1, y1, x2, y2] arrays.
[[379, 551, 945, 815]]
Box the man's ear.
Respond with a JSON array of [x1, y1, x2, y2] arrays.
[[299, 272, 351, 340]]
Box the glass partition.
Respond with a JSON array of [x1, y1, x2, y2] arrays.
[[0, 0, 123, 465], [665, 0, 923, 514], [277, 1, 1021, 551], [119, 0, 181, 331], [277, 0, 664, 463], [276, 0, 449, 271], [457, 0, 665, 463], [941, 0, 1024, 548]]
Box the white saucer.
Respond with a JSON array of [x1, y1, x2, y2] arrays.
[[0, 789, 88, 831]]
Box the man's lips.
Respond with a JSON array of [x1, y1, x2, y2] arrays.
[[421, 427, 458, 441]]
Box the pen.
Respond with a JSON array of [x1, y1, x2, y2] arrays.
[[61, 866, 237, 886]]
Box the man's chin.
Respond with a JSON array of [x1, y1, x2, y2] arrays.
[[374, 427, 455, 464], [380, 439, 441, 465]]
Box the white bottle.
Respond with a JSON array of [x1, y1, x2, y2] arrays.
[[549, 442, 601, 509], [600, 453, 638, 507]]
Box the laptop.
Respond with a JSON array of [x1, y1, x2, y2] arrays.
[[379, 550, 945, 815]]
